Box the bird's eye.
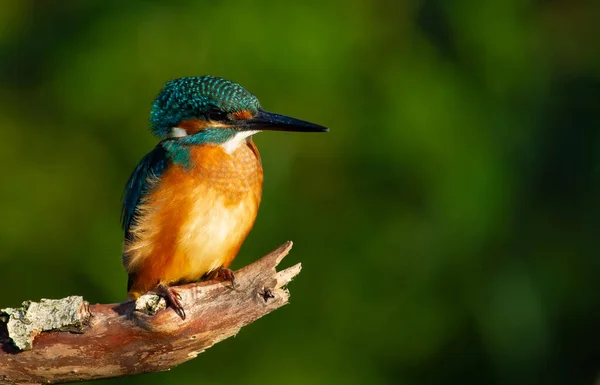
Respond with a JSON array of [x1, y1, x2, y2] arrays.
[[207, 108, 227, 122]]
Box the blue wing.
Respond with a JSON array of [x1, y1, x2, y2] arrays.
[[121, 143, 169, 240]]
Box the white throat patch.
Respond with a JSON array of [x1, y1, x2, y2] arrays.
[[222, 131, 260, 154], [168, 127, 188, 138]]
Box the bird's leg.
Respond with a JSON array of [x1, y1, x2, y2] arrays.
[[217, 267, 237, 289], [156, 283, 186, 320]]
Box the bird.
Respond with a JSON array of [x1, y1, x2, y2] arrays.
[[121, 76, 327, 319]]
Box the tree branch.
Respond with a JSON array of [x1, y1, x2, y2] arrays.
[[0, 241, 298, 385]]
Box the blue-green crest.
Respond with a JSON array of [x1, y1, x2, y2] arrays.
[[150, 76, 261, 139]]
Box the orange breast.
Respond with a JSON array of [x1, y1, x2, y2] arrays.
[[124, 140, 263, 297]]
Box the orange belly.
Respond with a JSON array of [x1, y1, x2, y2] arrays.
[[124, 140, 263, 298]]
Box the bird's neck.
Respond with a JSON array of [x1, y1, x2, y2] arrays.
[[162, 136, 262, 176], [162, 130, 260, 169]]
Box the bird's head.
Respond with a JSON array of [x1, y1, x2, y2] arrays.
[[149, 76, 327, 150]]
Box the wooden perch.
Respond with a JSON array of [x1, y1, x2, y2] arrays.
[[0, 242, 298, 385]]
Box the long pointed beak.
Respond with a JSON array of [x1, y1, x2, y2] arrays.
[[238, 109, 328, 133]]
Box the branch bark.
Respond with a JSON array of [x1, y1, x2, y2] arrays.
[[0, 241, 298, 385]]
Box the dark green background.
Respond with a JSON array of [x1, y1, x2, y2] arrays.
[[1, 1, 599, 384]]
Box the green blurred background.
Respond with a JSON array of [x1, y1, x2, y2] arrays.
[[1, 1, 599, 384]]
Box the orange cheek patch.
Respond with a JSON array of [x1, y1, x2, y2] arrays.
[[178, 119, 231, 134], [232, 110, 253, 120], [178, 119, 209, 135]]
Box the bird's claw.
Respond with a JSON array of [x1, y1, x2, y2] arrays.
[[156, 283, 186, 320], [217, 267, 237, 289]]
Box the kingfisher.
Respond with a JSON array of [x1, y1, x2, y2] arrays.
[[121, 76, 327, 319]]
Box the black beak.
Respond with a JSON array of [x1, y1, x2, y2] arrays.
[[238, 109, 328, 133]]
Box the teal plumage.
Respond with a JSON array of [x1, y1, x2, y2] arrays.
[[121, 144, 168, 241], [150, 76, 261, 138]]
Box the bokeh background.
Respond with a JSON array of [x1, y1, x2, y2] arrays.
[[1, 1, 599, 384]]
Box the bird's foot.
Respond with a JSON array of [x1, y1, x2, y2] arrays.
[[217, 267, 237, 289], [156, 283, 186, 320]]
